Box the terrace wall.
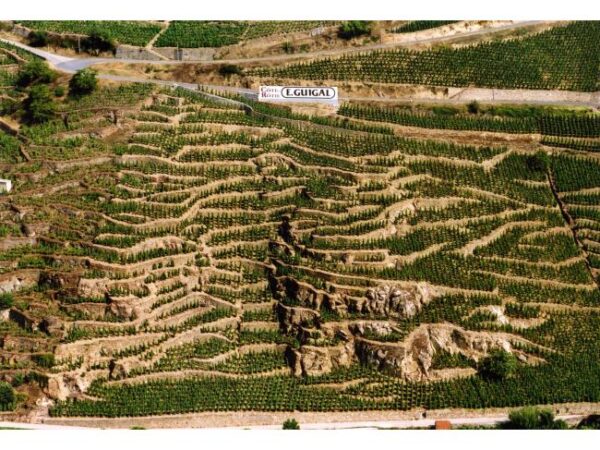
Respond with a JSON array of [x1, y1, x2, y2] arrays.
[[153, 47, 216, 61]]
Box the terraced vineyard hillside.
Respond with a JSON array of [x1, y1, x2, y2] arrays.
[[253, 21, 600, 91], [2, 77, 600, 420], [154, 21, 337, 48]]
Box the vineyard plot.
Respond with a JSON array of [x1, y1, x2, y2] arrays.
[[253, 21, 600, 91], [2, 84, 599, 417]]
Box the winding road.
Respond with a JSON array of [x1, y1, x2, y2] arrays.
[[0, 21, 600, 108], [2, 21, 553, 72], [1, 25, 599, 108]]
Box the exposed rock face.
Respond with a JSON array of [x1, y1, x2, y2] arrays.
[[61, 302, 108, 321], [0, 270, 40, 294], [355, 323, 528, 381], [361, 283, 437, 318], [0, 236, 37, 251], [349, 321, 396, 337], [1, 335, 53, 352], [109, 359, 133, 380], [276, 303, 320, 334], [39, 317, 65, 339], [39, 271, 81, 293], [77, 277, 110, 299], [8, 308, 40, 332], [355, 339, 406, 376], [272, 277, 542, 382], [108, 296, 141, 321], [488, 305, 509, 325], [287, 342, 355, 377], [272, 276, 325, 310], [46, 373, 94, 401]]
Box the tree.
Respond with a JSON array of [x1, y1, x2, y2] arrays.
[[478, 349, 518, 381], [0, 382, 15, 408], [23, 84, 56, 124], [338, 21, 371, 40], [0, 292, 13, 309], [69, 69, 98, 97], [218, 64, 243, 77], [28, 30, 49, 48], [16, 59, 56, 88], [81, 29, 116, 56], [467, 100, 481, 115], [501, 407, 568, 429], [11, 373, 25, 388], [526, 152, 550, 173], [577, 414, 600, 429], [33, 353, 55, 368], [282, 418, 300, 429]]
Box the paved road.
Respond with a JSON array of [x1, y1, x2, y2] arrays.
[[0, 413, 586, 429], [225, 413, 586, 430], [2, 24, 599, 109], [2, 21, 550, 72]]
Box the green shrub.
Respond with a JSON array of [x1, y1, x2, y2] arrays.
[[33, 353, 55, 368], [0, 382, 15, 410], [478, 349, 518, 381], [28, 30, 49, 47], [527, 152, 550, 172], [283, 418, 300, 429], [467, 100, 481, 115], [82, 29, 116, 55], [0, 292, 13, 309], [338, 21, 371, 40], [218, 64, 243, 77], [501, 407, 568, 429], [22, 84, 56, 123], [577, 414, 600, 429], [282, 41, 295, 54], [54, 85, 65, 97], [16, 59, 56, 87], [11, 373, 25, 388], [69, 69, 98, 97]]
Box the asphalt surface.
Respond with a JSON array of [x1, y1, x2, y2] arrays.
[[2, 30, 598, 109], [2, 21, 550, 72], [0, 413, 586, 429]]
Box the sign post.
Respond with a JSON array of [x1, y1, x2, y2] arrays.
[[258, 86, 338, 105]]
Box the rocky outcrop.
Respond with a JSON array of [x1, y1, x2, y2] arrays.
[[349, 321, 397, 337], [287, 342, 355, 377], [39, 271, 81, 293], [359, 283, 438, 318], [39, 317, 65, 339], [272, 276, 325, 310], [107, 296, 142, 321], [0, 270, 40, 294], [355, 323, 537, 381], [276, 303, 320, 334], [46, 372, 96, 401], [9, 308, 40, 332]]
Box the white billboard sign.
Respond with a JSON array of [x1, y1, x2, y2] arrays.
[[258, 86, 338, 104]]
